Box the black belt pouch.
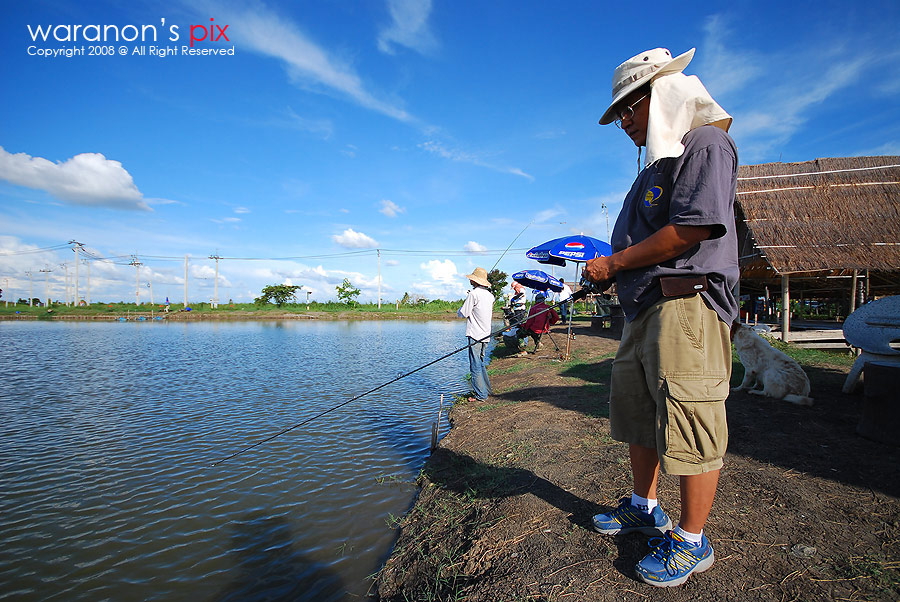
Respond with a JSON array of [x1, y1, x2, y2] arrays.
[[659, 275, 709, 297]]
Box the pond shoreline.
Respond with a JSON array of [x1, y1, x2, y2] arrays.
[[373, 321, 899, 601], [0, 310, 498, 322]]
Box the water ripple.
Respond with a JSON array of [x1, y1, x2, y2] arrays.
[[0, 319, 498, 601]]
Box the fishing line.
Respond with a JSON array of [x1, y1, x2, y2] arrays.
[[211, 288, 591, 466], [489, 220, 534, 272]]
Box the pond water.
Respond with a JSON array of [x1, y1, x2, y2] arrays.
[[0, 319, 498, 601]]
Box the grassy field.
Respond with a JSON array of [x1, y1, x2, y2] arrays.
[[0, 299, 471, 318]]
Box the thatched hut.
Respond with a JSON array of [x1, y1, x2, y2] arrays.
[[735, 155, 900, 339]]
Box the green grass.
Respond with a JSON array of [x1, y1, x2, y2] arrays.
[[476, 400, 518, 412], [831, 553, 900, 595], [486, 362, 530, 376], [762, 334, 855, 367], [561, 352, 614, 380], [0, 299, 471, 317]]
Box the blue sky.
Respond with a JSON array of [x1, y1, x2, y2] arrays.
[[2, 0, 899, 305]]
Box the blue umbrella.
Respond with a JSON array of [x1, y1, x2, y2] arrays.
[[527, 234, 612, 265], [525, 234, 613, 359], [524, 236, 567, 266], [512, 269, 564, 293]]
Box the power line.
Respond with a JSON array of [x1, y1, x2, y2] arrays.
[[3, 242, 536, 265], [0, 243, 71, 256]]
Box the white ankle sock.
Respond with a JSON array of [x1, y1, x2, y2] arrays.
[[674, 525, 703, 545], [630, 493, 658, 513]]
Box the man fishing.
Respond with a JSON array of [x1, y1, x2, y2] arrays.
[[582, 47, 739, 587], [457, 267, 495, 402]]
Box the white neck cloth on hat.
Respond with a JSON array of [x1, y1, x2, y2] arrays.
[[644, 73, 732, 167]]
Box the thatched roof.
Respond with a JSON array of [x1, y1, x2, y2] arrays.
[[736, 156, 900, 278]]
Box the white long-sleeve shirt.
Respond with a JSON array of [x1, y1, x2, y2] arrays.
[[457, 286, 495, 340]]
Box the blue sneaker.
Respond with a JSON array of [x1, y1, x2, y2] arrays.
[[592, 498, 672, 535], [635, 530, 715, 587]]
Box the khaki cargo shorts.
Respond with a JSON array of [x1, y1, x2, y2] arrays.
[[609, 294, 732, 475]]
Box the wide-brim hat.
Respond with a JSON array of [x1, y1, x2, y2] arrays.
[[465, 267, 490, 288], [598, 47, 695, 125]]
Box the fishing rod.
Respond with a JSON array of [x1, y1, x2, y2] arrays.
[[211, 284, 600, 467]]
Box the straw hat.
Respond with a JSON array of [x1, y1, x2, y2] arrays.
[[465, 267, 490, 287], [598, 47, 695, 125]]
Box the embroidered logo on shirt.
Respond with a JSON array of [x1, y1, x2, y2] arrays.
[[644, 185, 663, 208]]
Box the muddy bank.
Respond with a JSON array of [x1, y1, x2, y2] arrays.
[[374, 321, 900, 601]]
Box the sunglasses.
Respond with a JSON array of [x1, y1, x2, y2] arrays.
[[614, 93, 649, 128]]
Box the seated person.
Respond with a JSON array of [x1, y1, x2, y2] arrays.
[[503, 282, 527, 327], [500, 282, 529, 342], [507, 283, 527, 324], [514, 293, 560, 354]]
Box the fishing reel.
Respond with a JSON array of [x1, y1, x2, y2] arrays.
[[574, 276, 612, 299]]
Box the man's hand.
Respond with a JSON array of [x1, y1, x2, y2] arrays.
[[583, 256, 615, 284], [581, 224, 713, 285]]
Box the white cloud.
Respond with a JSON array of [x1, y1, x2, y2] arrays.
[[377, 0, 437, 56], [730, 57, 867, 160], [284, 106, 334, 138], [535, 129, 566, 140], [419, 140, 534, 181], [856, 141, 900, 156], [699, 15, 764, 96], [226, 5, 413, 122], [700, 16, 870, 160], [0, 236, 63, 278], [420, 258, 458, 283], [191, 264, 233, 288], [410, 280, 466, 299], [234, 207, 250, 214], [0, 147, 149, 211], [379, 199, 405, 217], [534, 208, 564, 224], [385, 259, 400, 266], [463, 241, 487, 254], [332, 228, 378, 248], [144, 197, 183, 206]]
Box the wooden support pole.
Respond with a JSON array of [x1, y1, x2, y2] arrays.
[[781, 274, 790, 342]]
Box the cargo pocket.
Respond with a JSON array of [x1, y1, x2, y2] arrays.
[[674, 295, 704, 351], [662, 376, 730, 464]]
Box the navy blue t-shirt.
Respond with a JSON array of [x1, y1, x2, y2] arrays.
[[611, 125, 739, 324]]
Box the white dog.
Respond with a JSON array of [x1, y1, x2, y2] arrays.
[[731, 323, 814, 406]]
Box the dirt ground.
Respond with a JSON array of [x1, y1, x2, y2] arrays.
[[374, 320, 900, 601]]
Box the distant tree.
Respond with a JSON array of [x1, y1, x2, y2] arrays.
[[255, 284, 302, 307], [487, 269, 508, 300], [336, 278, 361, 306], [400, 292, 411, 306]]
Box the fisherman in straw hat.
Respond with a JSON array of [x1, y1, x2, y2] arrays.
[[583, 47, 739, 587], [457, 267, 495, 402]]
